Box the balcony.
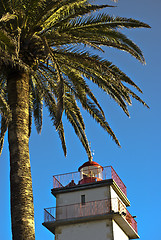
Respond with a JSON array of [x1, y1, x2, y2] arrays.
[[43, 198, 138, 238], [53, 166, 127, 196]]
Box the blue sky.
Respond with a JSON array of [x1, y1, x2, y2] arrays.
[[0, 0, 161, 239]]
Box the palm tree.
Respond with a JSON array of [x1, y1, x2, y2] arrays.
[[0, 0, 150, 239]]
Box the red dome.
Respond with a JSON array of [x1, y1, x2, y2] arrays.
[[78, 161, 103, 172]]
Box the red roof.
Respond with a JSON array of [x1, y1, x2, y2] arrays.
[[78, 161, 103, 172]]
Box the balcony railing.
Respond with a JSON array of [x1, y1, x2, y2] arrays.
[[53, 166, 127, 196], [44, 198, 137, 233], [126, 209, 138, 233]]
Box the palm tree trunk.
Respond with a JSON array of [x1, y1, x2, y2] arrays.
[[7, 70, 35, 240]]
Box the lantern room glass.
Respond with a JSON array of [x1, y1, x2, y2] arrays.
[[80, 165, 103, 184]]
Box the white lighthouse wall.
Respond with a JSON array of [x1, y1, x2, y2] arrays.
[[110, 187, 126, 213], [55, 219, 113, 240], [56, 185, 111, 207], [112, 220, 129, 240]]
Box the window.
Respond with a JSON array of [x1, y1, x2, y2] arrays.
[[81, 195, 85, 205]]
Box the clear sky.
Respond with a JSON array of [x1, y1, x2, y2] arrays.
[[0, 0, 161, 240]]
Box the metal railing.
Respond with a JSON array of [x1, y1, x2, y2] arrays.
[[44, 198, 137, 233], [44, 208, 56, 223], [53, 166, 127, 196], [110, 167, 127, 196], [126, 209, 138, 233]]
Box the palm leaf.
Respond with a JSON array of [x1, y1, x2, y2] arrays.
[[30, 78, 43, 134], [65, 104, 91, 159], [0, 115, 8, 155]]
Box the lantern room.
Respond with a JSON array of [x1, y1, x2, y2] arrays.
[[78, 160, 103, 184]]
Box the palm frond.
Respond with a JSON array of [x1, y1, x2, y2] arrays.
[[0, 12, 16, 23], [30, 77, 43, 134], [0, 115, 8, 155], [42, 3, 115, 31], [51, 55, 64, 129], [0, 29, 15, 52], [65, 103, 91, 159], [65, 91, 85, 130], [68, 14, 151, 31], [0, 90, 11, 118], [124, 86, 149, 108], [56, 121, 67, 156]]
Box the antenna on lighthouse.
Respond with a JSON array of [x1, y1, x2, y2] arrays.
[[89, 141, 95, 161]]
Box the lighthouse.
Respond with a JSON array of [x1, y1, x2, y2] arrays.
[[43, 160, 139, 240]]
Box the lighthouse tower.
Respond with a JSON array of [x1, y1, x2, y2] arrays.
[[43, 160, 139, 240]]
